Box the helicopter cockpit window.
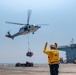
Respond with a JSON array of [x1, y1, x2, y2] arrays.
[[29, 26, 31, 28], [19, 28, 22, 31], [24, 27, 28, 30]]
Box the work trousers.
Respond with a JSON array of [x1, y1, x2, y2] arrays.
[[49, 64, 59, 75]]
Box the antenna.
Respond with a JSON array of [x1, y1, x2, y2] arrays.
[[71, 38, 74, 44]]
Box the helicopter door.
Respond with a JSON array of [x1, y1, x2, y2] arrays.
[[19, 27, 24, 33]]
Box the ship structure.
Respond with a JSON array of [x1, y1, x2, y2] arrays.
[[58, 39, 76, 63]]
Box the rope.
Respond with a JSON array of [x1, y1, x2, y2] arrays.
[[27, 34, 31, 52], [26, 34, 33, 57]]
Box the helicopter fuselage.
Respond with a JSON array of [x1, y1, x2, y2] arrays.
[[19, 25, 41, 35]]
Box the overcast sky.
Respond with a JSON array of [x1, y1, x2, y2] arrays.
[[0, 0, 76, 64]]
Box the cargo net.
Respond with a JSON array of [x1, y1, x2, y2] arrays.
[[26, 51, 33, 57], [26, 34, 33, 57]]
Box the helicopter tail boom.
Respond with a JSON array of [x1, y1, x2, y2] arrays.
[[5, 31, 14, 40]]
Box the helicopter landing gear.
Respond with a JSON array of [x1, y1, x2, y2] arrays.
[[32, 32, 34, 34]]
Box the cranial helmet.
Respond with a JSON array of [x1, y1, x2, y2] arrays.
[[50, 43, 57, 49]]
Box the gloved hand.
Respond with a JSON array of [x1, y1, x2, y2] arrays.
[[45, 42, 48, 47]]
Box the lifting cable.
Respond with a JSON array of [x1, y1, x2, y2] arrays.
[[27, 34, 31, 52], [26, 34, 33, 57]]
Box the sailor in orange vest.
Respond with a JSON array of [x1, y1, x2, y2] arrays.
[[43, 42, 59, 75]]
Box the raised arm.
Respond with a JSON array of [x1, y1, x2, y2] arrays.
[[43, 42, 48, 53]]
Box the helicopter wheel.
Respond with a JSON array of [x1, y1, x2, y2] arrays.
[[32, 32, 34, 34]]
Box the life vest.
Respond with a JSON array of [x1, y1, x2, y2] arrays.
[[50, 50, 59, 63]]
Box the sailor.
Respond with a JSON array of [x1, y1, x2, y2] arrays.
[[43, 42, 59, 75]]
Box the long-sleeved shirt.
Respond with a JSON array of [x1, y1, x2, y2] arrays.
[[43, 45, 59, 64]]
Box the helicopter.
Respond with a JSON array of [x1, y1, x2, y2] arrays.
[[5, 10, 48, 40]]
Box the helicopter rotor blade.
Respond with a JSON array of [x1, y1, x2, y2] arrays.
[[36, 24, 49, 26], [27, 10, 32, 25], [6, 21, 26, 25]]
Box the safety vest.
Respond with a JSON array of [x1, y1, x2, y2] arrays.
[[43, 46, 59, 64], [50, 50, 59, 64]]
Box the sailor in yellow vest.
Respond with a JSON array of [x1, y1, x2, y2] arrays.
[[43, 42, 59, 75]]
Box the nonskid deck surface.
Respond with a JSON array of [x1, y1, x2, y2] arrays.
[[0, 64, 76, 75]]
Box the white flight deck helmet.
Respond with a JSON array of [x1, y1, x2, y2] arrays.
[[50, 43, 57, 49]]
